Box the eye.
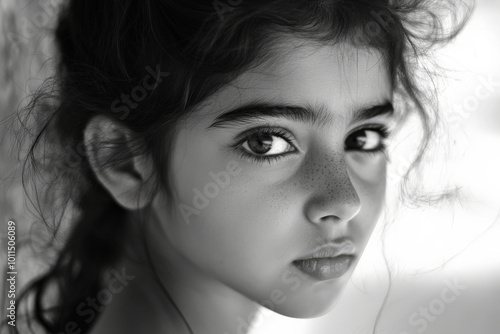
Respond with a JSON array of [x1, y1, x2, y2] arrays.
[[344, 126, 390, 152], [233, 127, 297, 164], [242, 132, 292, 155]]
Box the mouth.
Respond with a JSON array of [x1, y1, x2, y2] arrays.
[[292, 242, 356, 281]]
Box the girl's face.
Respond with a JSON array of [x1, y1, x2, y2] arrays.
[[151, 38, 394, 318]]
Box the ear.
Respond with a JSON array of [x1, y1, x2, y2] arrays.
[[83, 115, 155, 210]]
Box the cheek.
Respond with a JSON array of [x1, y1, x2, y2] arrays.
[[347, 152, 387, 241], [165, 128, 296, 288], [168, 164, 294, 283]]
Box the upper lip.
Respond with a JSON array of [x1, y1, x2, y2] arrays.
[[296, 241, 356, 260]]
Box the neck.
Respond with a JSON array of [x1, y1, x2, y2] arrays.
[[91, 212, 261, 334]]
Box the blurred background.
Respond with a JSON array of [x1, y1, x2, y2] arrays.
[[1, 0, 499, 333]]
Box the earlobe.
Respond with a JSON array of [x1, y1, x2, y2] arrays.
[[83, 116, 155, 210]]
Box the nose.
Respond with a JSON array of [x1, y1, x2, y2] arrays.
[[302, 153, 362, 225]]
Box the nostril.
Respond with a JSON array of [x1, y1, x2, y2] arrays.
[[317, 215, 345, 226]]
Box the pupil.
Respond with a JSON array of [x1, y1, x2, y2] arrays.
[[346, 130, 367, 149], [248, 133, 273, 154], [356, 134, 367, 147]]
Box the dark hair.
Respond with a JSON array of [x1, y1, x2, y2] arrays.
[[9, 0, 473, 333]]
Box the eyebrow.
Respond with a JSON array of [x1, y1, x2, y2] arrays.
[[206, 101, 394, 129]]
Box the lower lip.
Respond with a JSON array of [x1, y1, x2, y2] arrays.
[[293, 255, 354, 281]]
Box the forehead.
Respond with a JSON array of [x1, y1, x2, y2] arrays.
[[201, 38, 392, 126]]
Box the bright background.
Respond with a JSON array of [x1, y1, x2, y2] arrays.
[[1, 1, 499, 333]]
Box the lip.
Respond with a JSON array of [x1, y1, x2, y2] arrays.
[[293, 242, 356, 281]]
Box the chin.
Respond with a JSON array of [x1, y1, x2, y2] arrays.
[[271, 290, 343, 319]]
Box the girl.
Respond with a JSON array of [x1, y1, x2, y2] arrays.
[[10, 0, 471, 333]]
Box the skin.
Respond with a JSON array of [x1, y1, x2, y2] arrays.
[[89, 38, 394, 334]]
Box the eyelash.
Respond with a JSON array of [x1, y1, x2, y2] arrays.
[[231, 125, 391, 165]]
